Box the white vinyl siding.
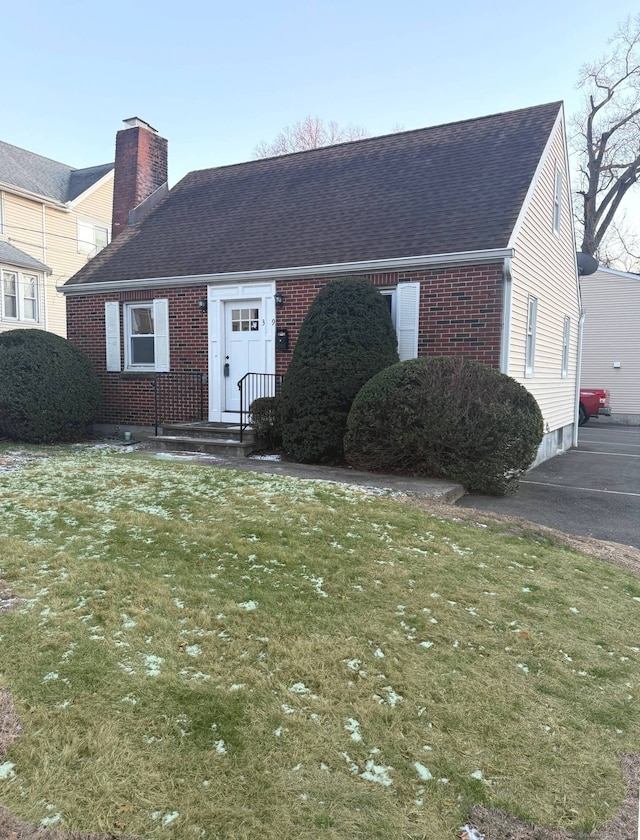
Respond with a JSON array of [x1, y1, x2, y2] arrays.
[[1, 177, 113, 337], [507, 111, 581, 432], [581, 269, 640, 415]]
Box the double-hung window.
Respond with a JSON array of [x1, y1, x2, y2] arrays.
[[105, 299, 170, 372], [525, 296, 538, 377], [553, 167, 562, 235], [78, 219, 110, 256], [127, 304, 156, 366], [1, 270, 39, 322], [561, 316, 570, 378]]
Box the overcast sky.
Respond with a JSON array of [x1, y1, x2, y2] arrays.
[[4, 0, 637, 192]]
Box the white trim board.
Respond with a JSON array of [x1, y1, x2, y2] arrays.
[[62, 248, 514, 296]]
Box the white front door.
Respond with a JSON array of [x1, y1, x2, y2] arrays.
[[207, 283, 276, 423], [223, 300, 265, 413]]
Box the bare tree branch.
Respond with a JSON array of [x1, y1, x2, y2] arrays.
[[253, 116, 368, 158], [571, 14, 640, 258]]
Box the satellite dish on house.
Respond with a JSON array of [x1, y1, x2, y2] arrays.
[[576, 252, 598, 276]]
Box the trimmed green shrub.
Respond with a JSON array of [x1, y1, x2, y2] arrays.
[[281, 278, 399, 463], [0, 329, 102, 443], [344, 356, 543, 495], [249, 396, 283, 449]]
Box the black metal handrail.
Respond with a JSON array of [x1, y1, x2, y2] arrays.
[[238, 372, 283, 442], [152, 372, 206, 435]]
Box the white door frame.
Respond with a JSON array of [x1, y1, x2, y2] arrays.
[[207, 282, 276, 422]]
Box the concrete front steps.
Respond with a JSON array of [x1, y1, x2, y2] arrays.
[[147, 422, 260, 458]]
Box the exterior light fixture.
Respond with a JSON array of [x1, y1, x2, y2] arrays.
[[198, 298, 208, 313], [274, 291, 285, 308]]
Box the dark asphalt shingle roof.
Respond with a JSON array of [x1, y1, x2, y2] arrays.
[[0, 139, 112, 204], [67, 102, 562, 287], [0, 241, 50, 272]]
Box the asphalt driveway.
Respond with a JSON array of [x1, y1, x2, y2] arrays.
[[457, 423, 640, 548]]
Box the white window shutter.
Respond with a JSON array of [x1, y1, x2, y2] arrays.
[[105, 301, 121, 371], [154, 298, 170, 372], [395, 281, 420, 360]]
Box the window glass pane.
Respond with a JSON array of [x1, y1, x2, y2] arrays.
[[95, 227, 109, 252], [131, 307, 154, 335], [78, 222, 93, 254], [241, 308, 250, 320], [23, 277, 38, 320], [3, 273, 17, 318], [131, 336, 155, 364]]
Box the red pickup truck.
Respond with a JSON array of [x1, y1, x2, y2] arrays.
[[579, 389, 611, 426]]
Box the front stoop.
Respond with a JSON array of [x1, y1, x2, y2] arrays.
[[147, 422, 260, 458]]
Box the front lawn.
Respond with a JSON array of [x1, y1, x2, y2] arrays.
[[0, 446, 638, 838]]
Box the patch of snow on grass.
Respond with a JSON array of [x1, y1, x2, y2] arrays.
[[185, 645, 202, 658], [237, 600, 258, 611], [414, 762, 432, 781], [142, 654, 163, 676], [360, 759, 393, 787], [162, 811, 180, 827], [40, 813, 62, 827], [344, 718, 362, 742], [214, 740, 227, 755], [0, 762, 16, 779]]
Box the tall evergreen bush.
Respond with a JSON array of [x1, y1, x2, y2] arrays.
[[0, 329, 102, 443], [281, 278, 399, 463], [344, 356, 543, 495]]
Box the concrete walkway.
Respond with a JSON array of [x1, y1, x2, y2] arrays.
[[149, 449, 465, 503]]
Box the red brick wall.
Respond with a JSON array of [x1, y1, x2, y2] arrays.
[[66, 263, 503, 425], [67, 285, 208, 426], [274, 264, 503, 376], [112, 125, 168, 241]]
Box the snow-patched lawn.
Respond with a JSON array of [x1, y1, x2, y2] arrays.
[[0, 446, 638, 838]]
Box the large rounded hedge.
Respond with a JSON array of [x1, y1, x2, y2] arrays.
[[344, 356, 543, 495], [0, 329, 102, 443], [281, 278, 399, 463]]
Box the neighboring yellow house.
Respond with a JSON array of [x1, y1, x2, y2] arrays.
[[0, 140, 113, 336]]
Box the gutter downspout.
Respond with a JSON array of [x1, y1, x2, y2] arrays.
[[42, 205, 49, 332], [573, 308, 585, 447], [499, 256, 513, 374]]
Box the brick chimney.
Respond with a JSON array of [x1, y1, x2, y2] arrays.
[[111, 117, 168, 240]]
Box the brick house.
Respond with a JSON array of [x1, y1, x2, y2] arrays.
[[63, 102, 581, 465]]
